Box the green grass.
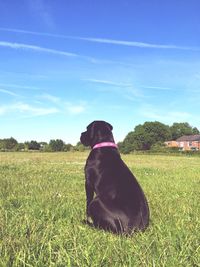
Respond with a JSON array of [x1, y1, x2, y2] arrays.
[[0, 152, 199, 267]]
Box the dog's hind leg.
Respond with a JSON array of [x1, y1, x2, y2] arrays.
[[88, 197, 122, 233]]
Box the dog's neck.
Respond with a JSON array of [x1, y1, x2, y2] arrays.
[[92, 142, 118, 150]]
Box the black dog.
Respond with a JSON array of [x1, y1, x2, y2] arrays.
[[80, 121, 150, 234]]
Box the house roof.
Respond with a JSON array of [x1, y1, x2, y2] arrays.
[[176, 135, 200, 142]]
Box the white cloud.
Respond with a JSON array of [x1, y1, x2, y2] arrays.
[[0, 27, 65, 38], [71, 37, 196, 50], [141, 85, 173, 91], [84, 78, 144, 100], [14, 102, 59, 116], [0, 102, 59, 117], [0, 99, 87, 118], [168, 111, 191, 120], [0, 41, 78, 57], [0, 28, 198, 51], [0, 40, 97, 63], [140, 104, 192, 124], [0, 70, 48, 81], [84, 78, 131, 87], [68, 106, 85, 114], [0, 106, 7, 115], [65, 102, 86, 114], [0, 88, 19, 97], [36, 94, 86, 114], [38, 93, 61, 103], [0, 83, 41, 90]]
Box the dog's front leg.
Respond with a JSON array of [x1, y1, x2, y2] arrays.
[[85, 179, 94, 222]]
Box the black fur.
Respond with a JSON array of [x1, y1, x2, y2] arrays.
[[80, 121, 150, 234]]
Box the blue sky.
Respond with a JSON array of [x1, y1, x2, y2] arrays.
[[0, 0, 200, 144]]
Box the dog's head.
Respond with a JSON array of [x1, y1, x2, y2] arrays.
[[80, 121, 114, 147]]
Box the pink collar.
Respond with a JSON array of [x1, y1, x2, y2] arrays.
[[92, 142, 118, 150]]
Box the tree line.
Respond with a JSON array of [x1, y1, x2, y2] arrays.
[[118, 122, 199, 154], [0, 138, 88, 152], [0, 121, 199, 153]]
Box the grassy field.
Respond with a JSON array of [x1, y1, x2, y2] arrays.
[[0, 152, 199, 267]]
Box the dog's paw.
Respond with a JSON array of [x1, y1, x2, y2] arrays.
[[82, 218, 93, 226], [87, 217, 93, 224]]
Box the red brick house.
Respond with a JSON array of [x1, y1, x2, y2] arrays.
[[176, 135, 200, 151], [166, 135, 200, 151], [165, 140, 178, 148]]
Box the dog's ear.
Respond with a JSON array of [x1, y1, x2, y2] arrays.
[[87, 121, 96, 143], [106, 122, 113, 131]]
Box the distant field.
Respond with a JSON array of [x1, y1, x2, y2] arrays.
[[0, 152, 199, 267]]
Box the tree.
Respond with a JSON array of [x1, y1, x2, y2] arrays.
[[16, 143, 25, 151], [121, 121, 171, 152], [27, 140, 41, 150], [0, 137, 18, 151], [49, 139, 65, 151], [74, 141, 88, 152], [39, 142, 48, 151], [192, 127, 200, 135], [170, 122, 199, 140], [117, 141, 130, 154], [0, 139, 5, 150], [64, 143, 73, 152], [118, 132, 137, 154]]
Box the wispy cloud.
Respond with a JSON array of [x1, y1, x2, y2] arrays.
[[0, 83, 41, 90], [0, 70, 48, 81], [0, 96, 87, 117], [0, 41, 78, 57], [0, 28, 198, 51], [14, 102, 59, 116], [85, 78, 144, 99], [0, 106, 7, 115], [84, 78, 131, 87], [0, 102, 59, 117], [36, 94, 86, 114], [0, 40, 98, 63], [141, 85, 173, 91], [71, 37, 197, 50], [0, 27, 64, 38], [38, 93, 61, 103], [65, 102, 86, 115], [140, 104, 192, 124], [68, 105, 85, 114], [0, 88, 19, 97]]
